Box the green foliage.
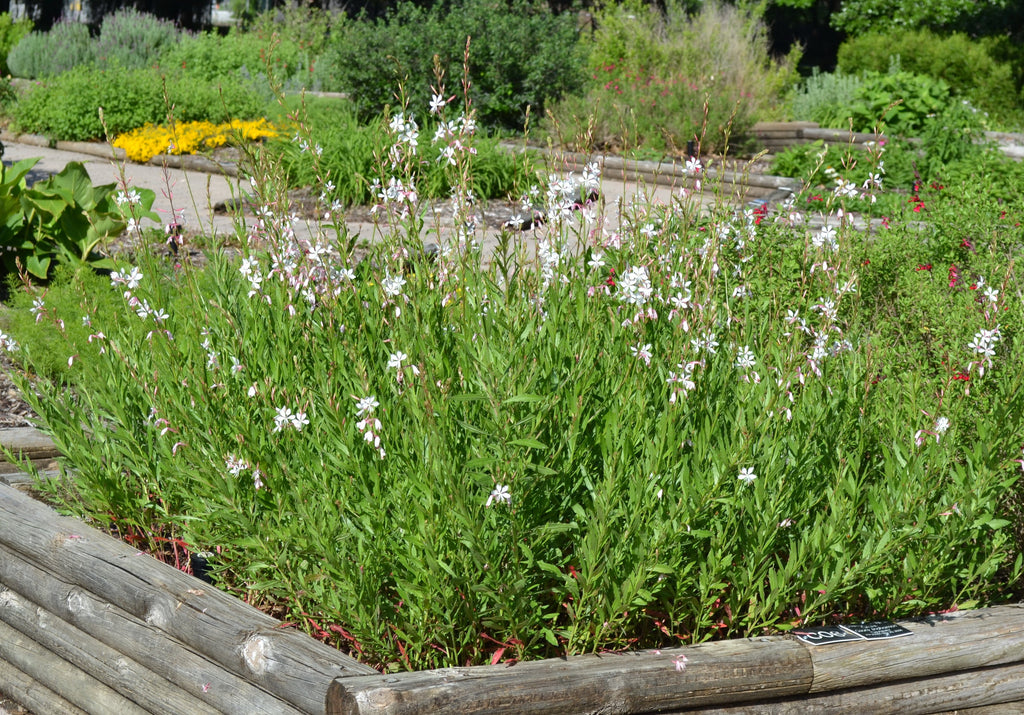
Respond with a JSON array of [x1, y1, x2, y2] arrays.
[[848, 71, 952, 136], [315, 0, 585, 131], [771, 102, 1021, 219], [6, 20, 93, 79], [247, 2, 334, 60], [789, 69, 864, 129], [93, 8, 181, 71], [837, 30, 1023, 126], [160, 28, 309, 85], [547, 0, 799, 155], [790, 68, 956, 136], [11, 66, 267, 141], [828, 0, 1007, 35], [0, 158, 157, 280], [0, 13, 33, 76], [264, 95, 535, 206]]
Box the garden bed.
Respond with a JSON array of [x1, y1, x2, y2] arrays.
[[2, 428, 1024, 713]]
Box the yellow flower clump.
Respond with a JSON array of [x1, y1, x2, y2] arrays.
[[113, 119, 280, 163]]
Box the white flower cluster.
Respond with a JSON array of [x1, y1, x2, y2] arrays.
[[355, 396, 386, 459], [225, 454, 265, 490], [617, 265, 653, 307], [273, 406, 309, 433], [0, 330, 18, 352]]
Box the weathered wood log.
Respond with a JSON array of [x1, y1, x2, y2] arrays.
[[0, 580, 217, 714], [0, 617, 149, 714], [328, 604, 1024, 715], [0, 468, 58, 487], [0, 656, 89, 715], [801, 127, 882, 145], [807, 605, 1024, 693], [932, 702, 1024, 714], [0, 427, 59, 462], [0, 542, 299, 714], [0, 483, 377, 714], [691, 661, 1024, 714], [326, 639, 813, 715], [752, 122, 820, 133]]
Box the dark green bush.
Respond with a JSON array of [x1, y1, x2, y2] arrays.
[[314, 0, 585, 131], [93, 8, 180, 71], [7, 20, 93, 79], [837, 30, 1023, 126], [0, 13, 33, 76], [11, 66, 266, 141]]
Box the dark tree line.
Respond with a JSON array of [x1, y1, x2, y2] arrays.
[[18, 0, 210, 30]]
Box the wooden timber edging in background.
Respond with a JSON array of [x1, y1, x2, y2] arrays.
[[751, 121, 1024, 162]]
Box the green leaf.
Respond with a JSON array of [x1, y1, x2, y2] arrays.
[[510, 437, 547, 450]]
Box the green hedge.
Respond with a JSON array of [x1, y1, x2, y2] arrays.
[[12, 66, 266, 141], [838, 30, 1023, 126]]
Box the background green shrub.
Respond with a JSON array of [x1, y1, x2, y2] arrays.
[[7, 20, 93, 79], [789, 68, 956, 136], [93, 8, 180, 71], [0, 13, 33, 76], [314, 0, 585, 131], [546, 0, 798, 156], [789, 69, 864, 129], [11, 66, 266, 141], [161, 28, 307, 83], [837, 30, 1023, 126], [847, 71, 952, 135]]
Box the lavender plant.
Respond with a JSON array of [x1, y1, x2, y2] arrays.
[[4, 76, 1023, 673]]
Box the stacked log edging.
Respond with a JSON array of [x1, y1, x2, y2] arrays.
[[0, 477, 377, 714], [326, 605, 1024, 714], [514, 144, 802, 204], [751, 121, 1024, 162]]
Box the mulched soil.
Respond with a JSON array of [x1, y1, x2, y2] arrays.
[[0, 354, 35, 429]]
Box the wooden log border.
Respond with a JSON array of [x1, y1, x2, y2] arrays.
[[326, 605, 1024, 714], [750, 121, 886, 154], [0, 480, 377, 715]]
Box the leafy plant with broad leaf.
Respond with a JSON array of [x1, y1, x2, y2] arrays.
[[1, 158, 158, 280]]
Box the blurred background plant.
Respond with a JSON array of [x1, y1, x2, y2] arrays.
[[545, 0, 800, 156]]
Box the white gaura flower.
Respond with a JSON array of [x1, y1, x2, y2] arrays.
[[290, 411, 309, 431], [486, 484, 511, 507], [738, 467, 757, 484], [735, 346, 756, 369], [273, 406, 296, 433], [355, 395, 379, 417], [382, 273, 407, 299], [631, 342, 653, 366]]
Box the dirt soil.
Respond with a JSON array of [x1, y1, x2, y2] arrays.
[[0, 354, 34, 429]]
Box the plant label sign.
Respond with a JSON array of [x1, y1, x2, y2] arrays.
[[793, 621, 913, 646], [841, 621, 913, 640], [792, 626, 864, 646]]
